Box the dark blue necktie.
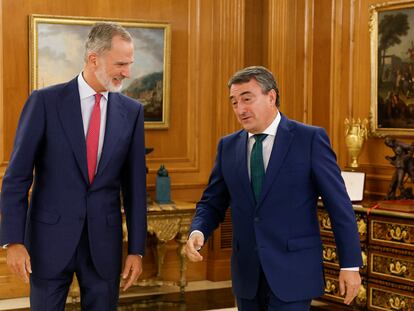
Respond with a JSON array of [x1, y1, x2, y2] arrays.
[[250, 134, 268, 203]]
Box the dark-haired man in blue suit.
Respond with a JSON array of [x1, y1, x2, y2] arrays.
[[0, 23, 147, 310], [185, 66, 362, 310]]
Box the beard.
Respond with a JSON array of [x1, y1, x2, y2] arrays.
[[95, 63, 124, 92]]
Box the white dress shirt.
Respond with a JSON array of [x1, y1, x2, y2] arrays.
[[77, 73, 108, 170]]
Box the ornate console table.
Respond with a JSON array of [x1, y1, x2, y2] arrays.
[[318, 203, 414, 310], [68, 201, 195, 302], [134, 201, 195, 293]]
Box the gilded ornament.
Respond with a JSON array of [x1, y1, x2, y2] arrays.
[[389, 296, 406, 310], [321, 214, 332, 230], [324, 279, 337, 294], [389, 260, 407, 276], [344, 118, 368, 168], [322, 247, 337, 262]]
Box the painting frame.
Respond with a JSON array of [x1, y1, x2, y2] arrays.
[[29, 14, 171, 129], [369, 0, 414, 137]]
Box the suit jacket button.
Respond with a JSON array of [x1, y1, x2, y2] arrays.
[[254, 217, 260, 222]]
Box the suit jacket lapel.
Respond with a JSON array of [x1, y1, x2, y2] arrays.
[[235, 131, 256, 207], [95, 92, 126, 178], [257, 114, 294, 206], [57, 78, 89, 184]]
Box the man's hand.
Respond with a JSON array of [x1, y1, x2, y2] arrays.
[[184, 232, 204, 262], [339, 270, 361, 305], [121, 255, 142, 291], [6, 244, 32, 283]]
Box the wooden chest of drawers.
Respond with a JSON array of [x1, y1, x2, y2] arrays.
[[368, 213, 414, 311], [318, 206, 368, 309], [318, 205, 414, 311]]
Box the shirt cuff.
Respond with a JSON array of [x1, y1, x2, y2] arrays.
[[189, 230, 204, 240], [2, 244, 9, 249], [340, 267, 359, 271]]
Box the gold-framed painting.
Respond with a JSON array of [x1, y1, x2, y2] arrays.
[[369, 0, 414, 137], [30, 14, 171, 129]]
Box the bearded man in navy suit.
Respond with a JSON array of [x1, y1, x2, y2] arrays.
[[185, 66, 362, 310], [0, 23, 147, 310]]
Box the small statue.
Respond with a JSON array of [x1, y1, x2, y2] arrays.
[[155, 164, 172, 204], [384, 136, 414, 200]]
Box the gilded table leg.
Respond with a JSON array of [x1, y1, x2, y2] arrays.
[[156, 239, 167, 280], [68, 274, 81, 303], [176, 223, 190, 293]]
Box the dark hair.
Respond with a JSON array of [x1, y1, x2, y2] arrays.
[[84, 23, 132, 61], [228, 66, 280, 107]]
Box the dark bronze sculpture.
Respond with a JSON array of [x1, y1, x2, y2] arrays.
[[384, 136, 414, 200]]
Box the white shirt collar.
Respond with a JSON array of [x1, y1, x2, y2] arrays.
[[248, 111, 281, 138], [77, 73, 109, 100]]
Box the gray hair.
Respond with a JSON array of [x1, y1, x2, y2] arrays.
[[84, 23, 132, 62], [228, 66, 280, 107]]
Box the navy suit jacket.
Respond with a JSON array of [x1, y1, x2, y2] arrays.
[[0, 77, 147, 280], [190, 113, 362, 302]]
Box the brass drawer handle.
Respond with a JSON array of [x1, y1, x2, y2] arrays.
[[324, 280, 336, 294], [357, 218, 367, 235], [321, 215, 332, 230], [361, 251, 367, 267], [323, 247, 337, 262], [356, 285, 367, 305], [389, 296, 406, 310], [389, 226, 409, 241], [389, 261, 407, 276]]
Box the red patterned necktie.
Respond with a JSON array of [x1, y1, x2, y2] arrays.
[[86, 93, 102, 183]]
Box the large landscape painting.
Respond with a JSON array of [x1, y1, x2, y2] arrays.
[[30, 15, 171, 129]]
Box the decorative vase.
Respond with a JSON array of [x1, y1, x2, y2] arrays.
[[344, 118, 368, 168]]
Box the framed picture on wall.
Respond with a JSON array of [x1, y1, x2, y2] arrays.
[[30, 14, 171, 129], [369, 1, 414, 137]]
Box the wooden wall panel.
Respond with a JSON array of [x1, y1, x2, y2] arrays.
[[312, 0, 332, 133], [244, 0, 264, 66], [329, 0, 352, 162], [264, 0, 313, 124]]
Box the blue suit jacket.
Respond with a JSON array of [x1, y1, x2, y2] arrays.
[[190, 113, 362, 302], [0, 77, 147, 280]]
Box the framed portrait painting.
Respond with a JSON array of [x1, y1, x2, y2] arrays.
[[370, 1, 414, 137], [30, 14, 171, 129]]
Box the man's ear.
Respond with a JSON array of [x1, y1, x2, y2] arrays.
[[268, 89, 277, 106], [87, 52, 98, 67]]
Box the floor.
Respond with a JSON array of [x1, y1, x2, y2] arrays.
[[0, 280, 348, 310], [0, 281, 235, 311]]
